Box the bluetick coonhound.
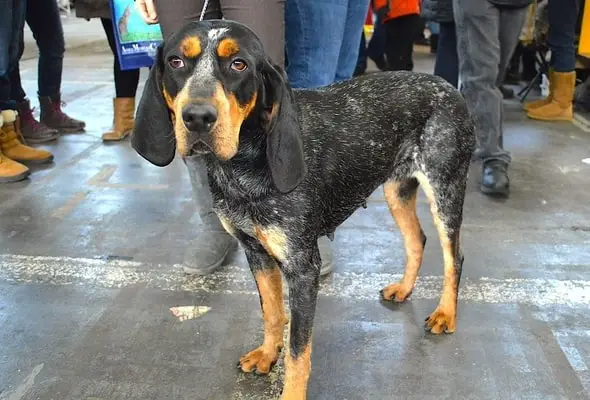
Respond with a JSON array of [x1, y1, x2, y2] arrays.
[[131, 19, 476, 400]]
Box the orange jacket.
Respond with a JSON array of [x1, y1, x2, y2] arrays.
[[372, 0, 420, 23]]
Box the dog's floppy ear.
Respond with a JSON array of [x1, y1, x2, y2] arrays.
[[261, 60, 307, 193], [131, 44, 176, 167]]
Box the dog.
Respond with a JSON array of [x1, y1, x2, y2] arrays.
[[131, 19, 475, 400]]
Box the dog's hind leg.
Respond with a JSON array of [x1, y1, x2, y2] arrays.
[[380, 178, 427, 302], [414, 170, 466, 334], [238, 244, 288, 375]]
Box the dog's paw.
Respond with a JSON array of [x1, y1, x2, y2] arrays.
[[380, 282, 412, 303], [238, 346, 281, 375], [424, 307, 455, 334]]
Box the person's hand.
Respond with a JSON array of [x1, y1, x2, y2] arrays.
[[136, 0, 159, 24]]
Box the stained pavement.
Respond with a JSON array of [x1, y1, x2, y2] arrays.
[[0, 16, 589, 400]]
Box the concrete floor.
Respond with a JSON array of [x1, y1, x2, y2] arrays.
[[1, 21, 590, 400]]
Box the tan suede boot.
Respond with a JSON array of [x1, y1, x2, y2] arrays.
[[0, 110, 54, 165], [527, 71, 576, 122], [523, 68, 554, 111], [103, 97, 135, 141], [0, 112, 30, 183]]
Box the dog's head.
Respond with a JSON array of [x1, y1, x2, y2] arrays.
[[132, 19, 306, 193]]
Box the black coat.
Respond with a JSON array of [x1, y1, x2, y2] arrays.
[[421, 0, 454, 23]]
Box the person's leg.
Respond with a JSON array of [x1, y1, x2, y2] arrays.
[[0, 0, 22, 113], [521, 44, 537, 82], [527, 0, 580, 121], [154, 0, 238, 276], [10, 5, 59, 144], [367, 14, 387, 70], [100, 17, 140, 141], [497, 9, 527, 101], [24, 0, 86, 133], [454, 0, 510, 196], [0, 0, 53, 181], [334, 0, 370, 82], [497, 8, 528, 88], [385, 14, 420, 71], [0, 0, 31, 182], [354, 31, 367, 76], [505, 41, 523, 84], [428, 21, 439, 53], [434, 21, 459, 88], [220, 0, 285, 67], [285, 0, 347, 88]]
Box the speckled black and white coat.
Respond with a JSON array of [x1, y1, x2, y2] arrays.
[[132, 19, 476, 399]]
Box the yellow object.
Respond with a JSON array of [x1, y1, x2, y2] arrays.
[[103, 97, 135, 142], [527, 71, 575, 122], [519, 1, 537, 46], [579, 0, 590, 57], [0, 110, 54, 164]]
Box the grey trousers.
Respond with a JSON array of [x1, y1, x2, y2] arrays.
[[156, 0, 285, 66], [454, 0, 527, 165], [155, 0, 284, 230]]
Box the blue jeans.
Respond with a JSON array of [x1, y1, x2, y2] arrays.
[[434, 22, 458, 88], [10, 0, 65, 101], [0, 0, 27, 110], [548, 0, 580, 72], [285, 0, 370, 88]]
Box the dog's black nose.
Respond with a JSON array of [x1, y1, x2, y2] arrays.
[[182, 104, 217, 132]]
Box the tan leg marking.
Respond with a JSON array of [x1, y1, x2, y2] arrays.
[[281, 341, 312, 400], [239, 268, 288, 374], [218, 215, 236, 237], [414, 172, 459, 334], [381, 180, 425, 302], [254, 225, 288, 262]]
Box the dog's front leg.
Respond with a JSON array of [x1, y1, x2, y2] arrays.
[[280, 247, 321, 400], [238, 244, 288, 375]]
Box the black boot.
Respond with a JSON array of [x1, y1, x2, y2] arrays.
[[481, 160, 509, 197]]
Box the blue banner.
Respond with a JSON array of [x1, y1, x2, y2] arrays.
[[110, 0, 163, 70]]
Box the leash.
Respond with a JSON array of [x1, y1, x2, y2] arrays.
[[199, 0, 210, 21]]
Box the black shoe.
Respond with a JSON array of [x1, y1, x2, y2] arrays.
[[499, 85, 514, 99], [480, 160, 509, 197]]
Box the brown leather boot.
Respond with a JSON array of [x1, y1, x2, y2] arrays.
[[0, 110, 54, 165], [16, 98, 59, 144], [0, 113, 30, 183], [103, 97, 135, 142], [39, 94, 86, 133]]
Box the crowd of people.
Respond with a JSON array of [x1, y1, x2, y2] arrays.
[[0, 0, 584, 275]]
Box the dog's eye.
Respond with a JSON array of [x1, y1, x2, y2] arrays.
[[168, 57, 185, 69], [230, 59, 247, 72]]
